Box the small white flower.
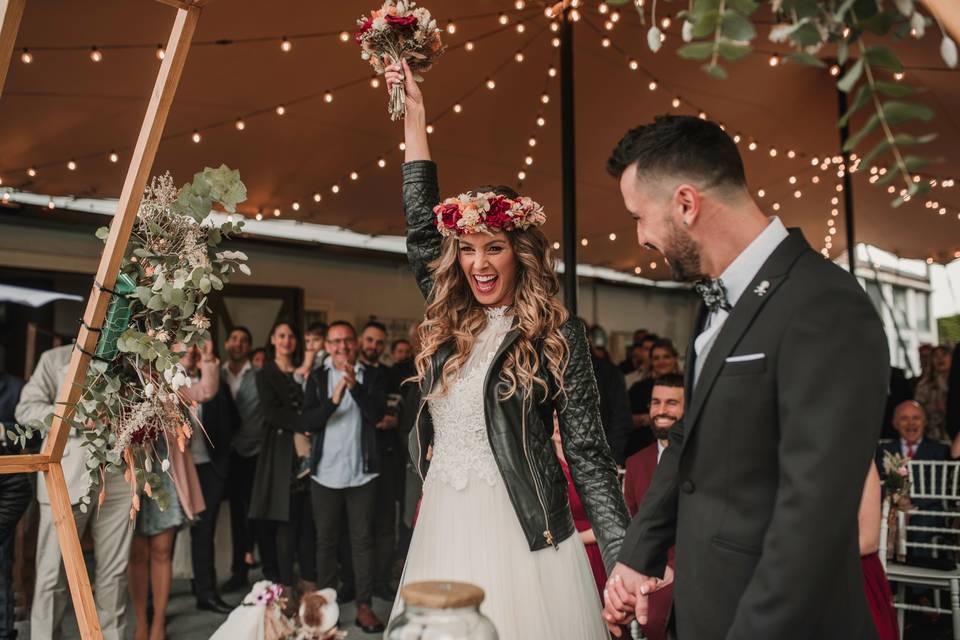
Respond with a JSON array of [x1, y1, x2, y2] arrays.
[[910, 11, 925, 38], [647, 26, 663, 53], [942, 35, 958, 68], [144, 383, 155, 398], [894, 0, 913, 16], [238, 263, 251, 276], [161, 458, 171, 472]]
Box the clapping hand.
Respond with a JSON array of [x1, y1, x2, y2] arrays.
[[603, 563, 666, 637]]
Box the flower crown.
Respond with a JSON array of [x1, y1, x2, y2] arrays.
[[433, 192, 547, 237]]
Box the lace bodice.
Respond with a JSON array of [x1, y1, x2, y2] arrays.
[[427, 306, 513, 490]]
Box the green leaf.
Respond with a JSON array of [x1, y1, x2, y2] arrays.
[[691, 11, 720, 38], [147, 294, 165, 311], [724, 0, 758, 13], [692, 0, 722, 12], [838, 84, 873, 127], [843, 112, 881, 151], [858, 10, 897, 36], [678, 42, 715, 60], [789, 22, 824, 47], [882, 100, 934, 125], [835, 0, 857, 21], [864, 45, 903, 72], [837, 40, 849, 66], [787, 51, 826, 68], [721, 12, 756, 41], [902, 155, 931, 173], [702, 63, 729, 79], [198, 277, 211, 294], [717, 40, 751, 60], [836, 58, 864, 93], [89, 360, 108, 375], [874, 81, 918, 98]]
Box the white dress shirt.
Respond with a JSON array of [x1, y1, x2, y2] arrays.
[[693, 217, 789, 386]]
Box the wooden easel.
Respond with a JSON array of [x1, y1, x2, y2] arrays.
[[0, 1, 207, 637]]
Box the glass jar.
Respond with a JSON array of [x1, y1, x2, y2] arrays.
[[385, 581, 498, 640]]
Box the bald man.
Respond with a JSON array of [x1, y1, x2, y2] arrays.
[[877, 400, 949, 465]]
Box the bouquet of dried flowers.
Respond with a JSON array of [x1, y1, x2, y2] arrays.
[[15, 165, 249, 516], [355, 0, 444, 120], [881, 450, 912, 507]]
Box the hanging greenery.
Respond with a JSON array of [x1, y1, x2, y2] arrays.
[[15, 165, 250, 514], [610, 0, 957, 206]]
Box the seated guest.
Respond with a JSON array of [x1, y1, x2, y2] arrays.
[[625, 339, 680, 458], [622, 343, 648, 391], [622, 373, 683, 640], [859, 463, 898, 640], [914, 346, 951, 443]]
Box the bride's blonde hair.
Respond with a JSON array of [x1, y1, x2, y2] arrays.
[[414, 201, 569, 402]]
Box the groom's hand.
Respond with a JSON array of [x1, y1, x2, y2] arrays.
[[603, 563, 663, 636]]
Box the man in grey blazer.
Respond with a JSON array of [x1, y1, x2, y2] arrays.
[[15, 344, 133, 639], [602, 116, 889, 639]]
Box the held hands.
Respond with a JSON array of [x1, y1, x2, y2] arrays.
[[602, 563, 666, 637], [376, 414, 399, 430]]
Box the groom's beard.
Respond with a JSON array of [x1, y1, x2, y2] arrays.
[[662, 217, 703, 282]]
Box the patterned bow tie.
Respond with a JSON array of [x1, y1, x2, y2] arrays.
[[694, 278, 732, 313]]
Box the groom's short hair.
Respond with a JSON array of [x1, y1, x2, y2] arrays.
[[607, 115, 747, 192]]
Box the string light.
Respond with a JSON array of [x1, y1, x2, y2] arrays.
[[553, 241, 561, 250], [331, 184, 340, 194], [90, 47, 103, 62], [757, 189, 766, 198], [499, 13, 509, 25], [273, 208, 281, 217], [324, 92, 333, 103], [518, 170, 527, 180], [609, 233, 617, 241], [453, 103, 463, 113], [829, 65, 840, 76], [446, 21, 457, 35], [370, 77, 380, 88], [486, 78, 496, 89], [661, 16, 672, 28], [515, 52, 525, 62], [426, 124, 434, 134], [313, 193, 322, 202], [109, 151, 119, 163], [20, 48, 32, 64], [894, 72, 905, 81], [672, 97, 681, 108], [350, 171, 359, 181], [628, 59, 639, 70], [634, 266, 642, 275], [281, 37, 292, 52], [611, 11, 620, 22], [465, 41, 475, 51], [399, 142, 406, 151], [787, 150, 796, 158], [769, 54, 780, 67], [47, 199, 55, 210], [648, 80, 658, 91], [536, 116, 546, 127], [548, 66, 557, 77], [599, 2, 609, 14], [551, 21, 560, 33], [515, 0, 526, 8], [255, 212, 263, 221], [67, 160, 77, 171], [552, 37, 561, 47], [772, 202, 781, 211], [794, 190, 802, 198], [748, 141, 758, 151], [649, 261, 657, 269], [275, 104, 286, 116], [605, 20, 615, 31], [541, 93, 550, 104], [525, 156, 534, 166], [528, 137, 537, 147], [769, 148, 778, 157], [581, 238, 589, 246], [602, 37, 611, 47], [192, 130, 201, 143], [292, 201, 300, 211], [156, 45, 165, 60], [378, 158, 387, 168], [570, 9, 581, 21], [698, 111, 707, 120], [339, 31, 350, 42], [516, 23, 527, 33], [27, 167, 36, 177]]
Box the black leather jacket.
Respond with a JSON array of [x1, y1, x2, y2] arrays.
[[402, 160, 629, 567]]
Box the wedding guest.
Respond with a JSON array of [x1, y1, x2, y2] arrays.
[[619, 329, 648, 375], [947, 343, 960, 440], [17, 345, 134, 640], [622, 344, 647, 390], [0, 360, 30, 640], [390, 339, 413, 367], [881, 366, 913, 441], [249, 321, 317, 594], [626, 339, 681, 458], [189, 345, 241, 613], [301, 320, 387, 633], [222, 327, 269, 592], [304, 322, 329, 372], [621, 373, 684, 640], [915, 345, 951, 442], [858, 463, 898, 640], [910, 343, 934, 393], [552, 415, 606, 599], [250, 348, 267, 370], [128, 341, 218, 640]]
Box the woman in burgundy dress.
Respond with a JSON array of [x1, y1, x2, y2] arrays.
[[552, 418, 606, 599], [860, 463, 898, 640]]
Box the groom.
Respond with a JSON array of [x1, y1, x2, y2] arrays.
[[602, 116, 889, 639]]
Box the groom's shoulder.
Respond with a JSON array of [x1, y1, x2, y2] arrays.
[[785, 246, 871, 302]]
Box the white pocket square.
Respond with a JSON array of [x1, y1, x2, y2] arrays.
[[726, 353, 765, 363]]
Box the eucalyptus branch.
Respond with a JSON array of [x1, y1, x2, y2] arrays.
[[711, 0, 727, 68]]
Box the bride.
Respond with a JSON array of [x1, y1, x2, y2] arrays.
[[385, 61, 629, 638]]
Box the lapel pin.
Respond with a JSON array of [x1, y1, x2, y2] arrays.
[[754, 280, 770, 297]]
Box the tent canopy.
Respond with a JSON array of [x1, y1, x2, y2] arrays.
[[1, 0, 958, 278]]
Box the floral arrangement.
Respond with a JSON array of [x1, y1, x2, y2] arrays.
[[213, 581, 344, 640], [355, 0, 444, 120], [15, 165, 249, 516], [881, 450, 912, 506], [433, 192, 547, 237]]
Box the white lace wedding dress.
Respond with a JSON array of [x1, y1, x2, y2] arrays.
[[392, 307, 609, 639]]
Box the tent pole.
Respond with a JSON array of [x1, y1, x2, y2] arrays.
[[560, 5, 577, 316], [836, 84, 857, 275]]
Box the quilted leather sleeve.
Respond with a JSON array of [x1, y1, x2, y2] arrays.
[[402, 160, 442, 300], [556, 319, 629, 571]]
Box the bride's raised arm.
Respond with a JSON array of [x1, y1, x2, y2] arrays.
[[386, 59, 440, 300]]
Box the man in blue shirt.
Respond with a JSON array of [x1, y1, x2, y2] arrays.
[[301, 321, 387, 634]]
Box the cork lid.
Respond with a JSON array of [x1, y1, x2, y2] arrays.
[[400, 581, 486, 609]]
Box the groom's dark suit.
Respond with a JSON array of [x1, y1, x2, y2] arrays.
[[619, 229, 889, 640]]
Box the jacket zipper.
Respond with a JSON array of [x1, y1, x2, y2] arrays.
[[413, 399, 427, 482], [520, 398, 555, 549]]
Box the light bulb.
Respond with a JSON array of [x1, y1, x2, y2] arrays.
[[156, 45, 165, 60], [599, 2, 609, 14], [634, 266, 642, 274], [541, 93, 550, 104], [399, 142, 406, 151], [515, 0, 525, 8], [812, 175, 820, 184], [47, 199, 55, 210], [748, 141, 757, 151], [90, 47, 103, 62], [446, 21, 456, 34], [733, 134, 741, 143], [453, 103, 462, 113], [324, 92, 333, 103], [536, 116, 546, 127], [516, 23, 526, 33], [553, 242, 561, 250], [772, 202, 781, 211], [109, 151, 119, 163], [611, 11, 620, 22], [192, 130, 201, 143], [465, 41, 475, 51], [292, 202, 300, 211], [672, 97, 681, 108], [551, 21, 560, 32], [350, 171, 359, 181], [609, 233, 617, 241], [281, 37, 292, 52], [769, 55, 779, 67], [789, 176, 797, 184], [313, 193, 322, 202], [649, 261, 657, 269], [499, 13, 509, 25], [275, 104, 286, 116], [370, 77, 380, 88], [787, 150, 796, 158], [552, 37, 561, 47], [698, 111, 707, 120], [528, 137, 537, 147], [273, 208, 281, 217], [331, 185, 340, 194], [67, 160, 77, 171], [829, 65, 840, 76], [661, 17, 672, 28], [20, 49, 32, 64], [757, 189, 766, 198], [648, 80, 658, 91], [486, 78, 496, 89], [605, 21, 614, 31], [378, 158, 386, 168], [426, 124, 434, 134], [769, 148, 778, 157], [515, 52, 525, 62], [581, 238, 589, 246], [518, 171, 527, 180], [339, 31, 350, 42], [525, 156, 534, 166], [256, 213, 263, 221], [602, 37, 611, 47], [894, 72, 905, 81], [628, 59, 639, 70], [794, 190, 802, 198], [570, 9, 581, 21], [548, 66, 557, 77]]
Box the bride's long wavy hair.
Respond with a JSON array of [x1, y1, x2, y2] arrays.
[[413, 185, 570, 402]]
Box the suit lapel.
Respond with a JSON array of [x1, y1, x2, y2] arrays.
[[684, 304, 707, 400], [681, 230, 810, 442]]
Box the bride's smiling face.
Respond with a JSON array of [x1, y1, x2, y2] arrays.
[[458, 231, 517, 308]]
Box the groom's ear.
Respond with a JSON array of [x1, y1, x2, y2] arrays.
[[673, 183, 701, 227]]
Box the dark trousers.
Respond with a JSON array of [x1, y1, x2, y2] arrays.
[[228, 451, 259, 577], [373, 451, 403, 589], [276, 488, 316, 586], [0, 473, 30, 639], [191, 463, 226, 599], [311, 480, 377, 604]]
